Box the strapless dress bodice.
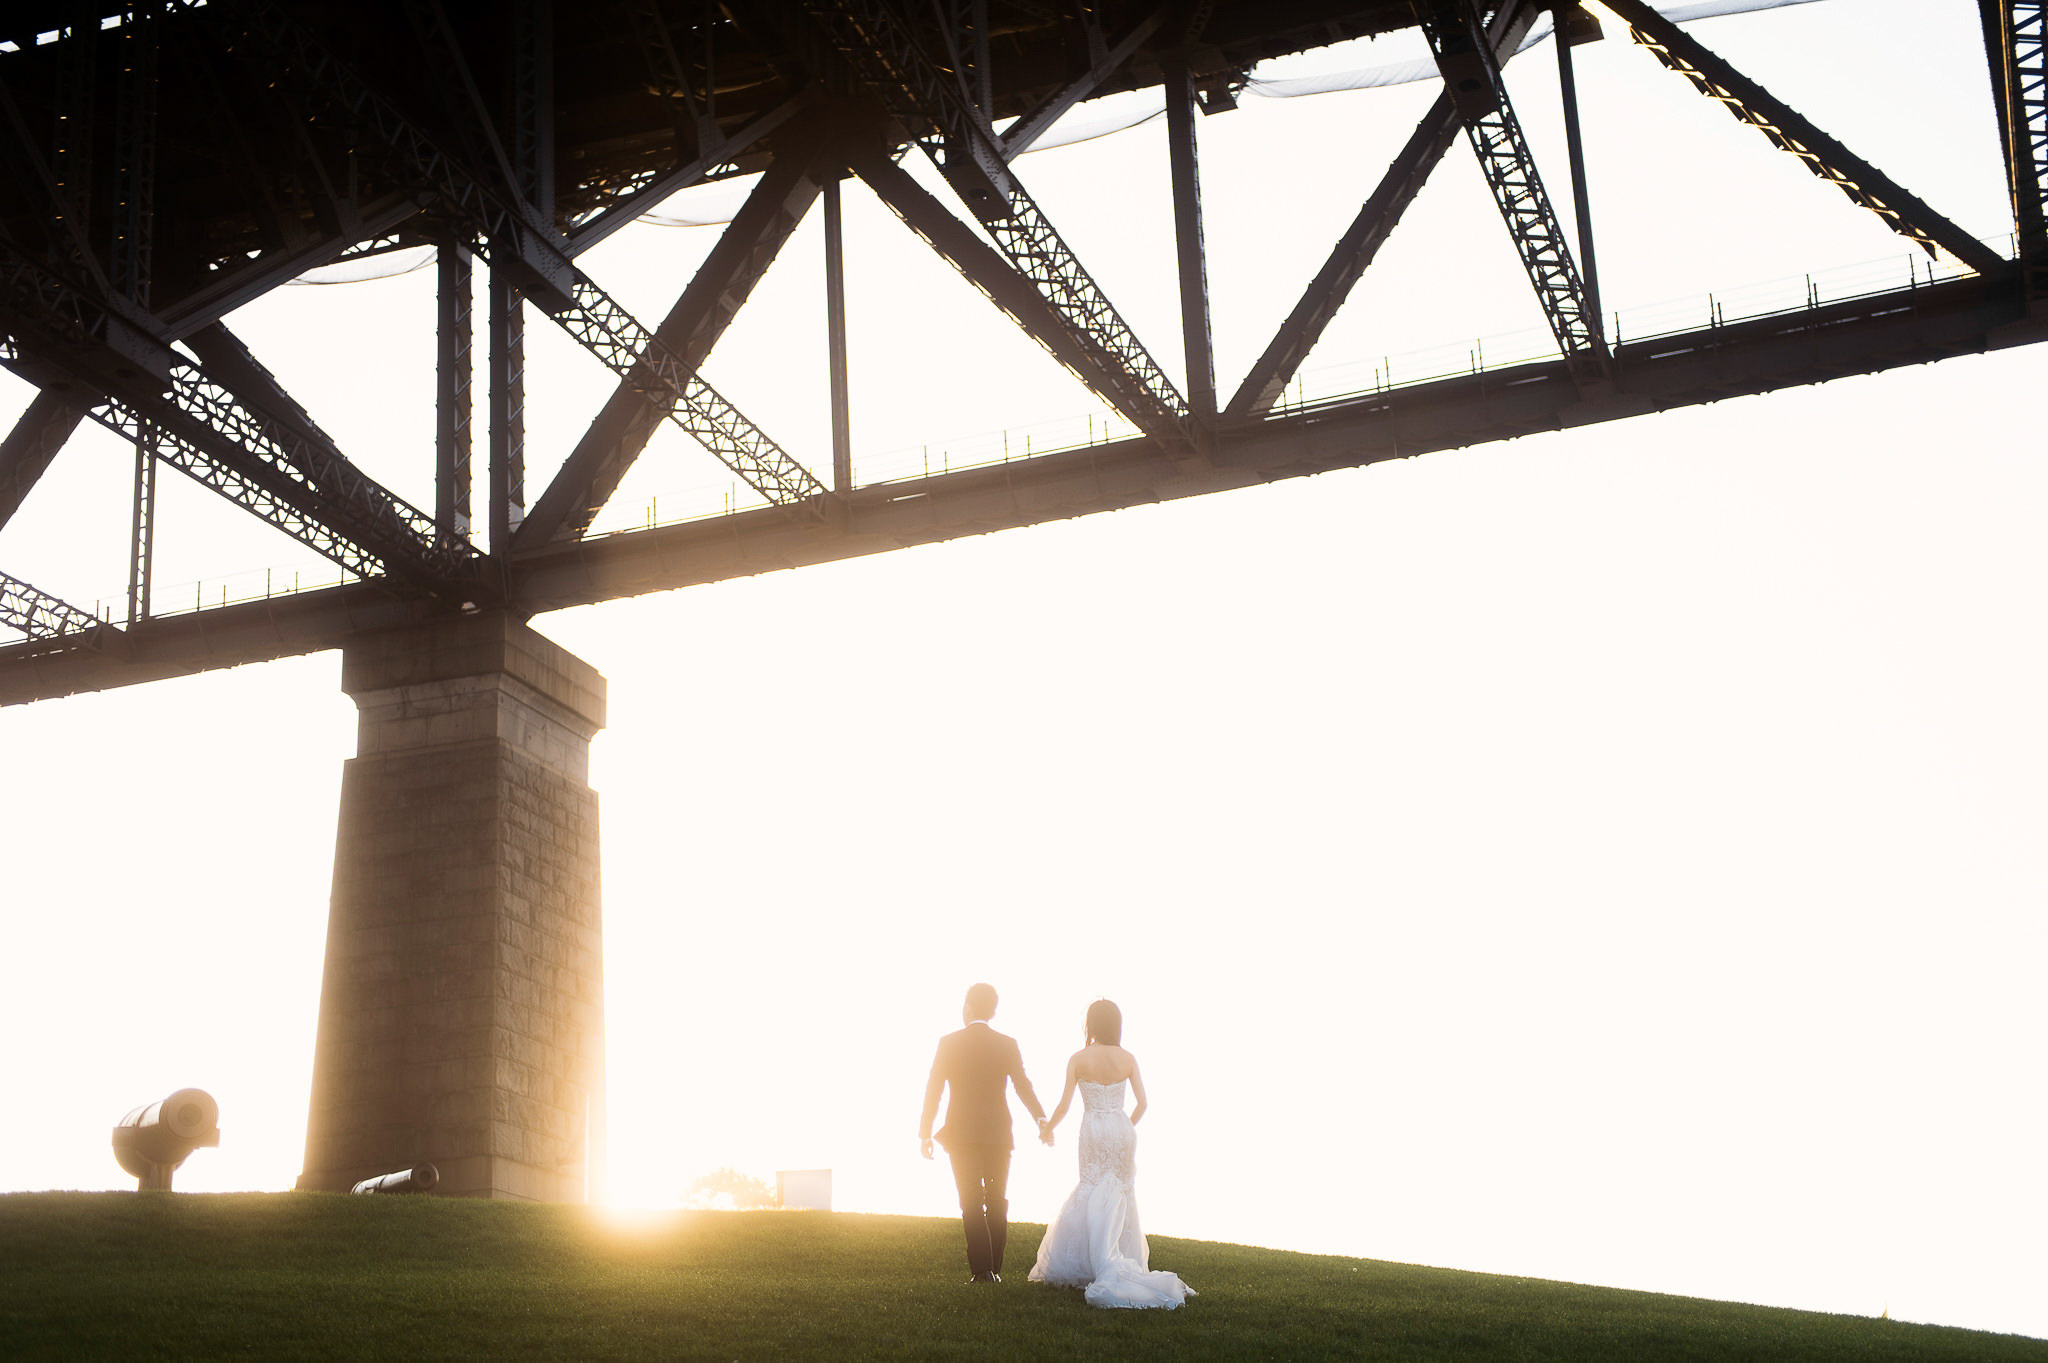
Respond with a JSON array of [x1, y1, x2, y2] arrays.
[[1079, 1079, 1126, 1114]]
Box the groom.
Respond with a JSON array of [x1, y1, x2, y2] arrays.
[[919, 983, 1047, 1284]]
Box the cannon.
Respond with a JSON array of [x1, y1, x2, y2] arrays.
[[350, 1163, 440, 1195], [111, 1089, 219, 1190]]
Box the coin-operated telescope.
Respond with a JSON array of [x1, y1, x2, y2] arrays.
[[350, 1164, 440, 1195], [111, 1089, 220, 1191]]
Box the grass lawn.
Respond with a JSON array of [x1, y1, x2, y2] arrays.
[[1, 1192, 2041, 1360]]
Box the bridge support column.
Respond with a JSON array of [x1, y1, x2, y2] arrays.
[[298, 611, 606, 1201]]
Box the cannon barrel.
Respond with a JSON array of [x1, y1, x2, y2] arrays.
[[111, 1089, 220, 1189], [350, 1163, 440, 1195]]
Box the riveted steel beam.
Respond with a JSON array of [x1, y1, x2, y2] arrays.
[[0, 569, 117, 648], [798, 0, 1193, 450], [564, 92, 816, 255], [1984, 0, 2048, 297], [1422, 0, 1609, 389], [853, 149, 1184, 443], [519, 148, 827, 547], [1227, 0, 1542, 417], [0, 390, 83, 532], [1606, 0, 2008, 277], [1, 245, 472, 590], [108, 1, 162, 309], [230, 0, 827, 514], [436, 241, 475, 546], [998, 7, 1168, 158], [1164, 57, 1216, 431], [126, 419, 159, 624]]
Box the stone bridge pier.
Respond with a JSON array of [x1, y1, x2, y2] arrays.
[[297, 612, 606, 1200]]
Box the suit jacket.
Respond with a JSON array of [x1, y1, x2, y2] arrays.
[[920, 1021, 1042, 1151]]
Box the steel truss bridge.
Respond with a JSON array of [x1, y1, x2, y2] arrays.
[[1, 0, 2044, 704]]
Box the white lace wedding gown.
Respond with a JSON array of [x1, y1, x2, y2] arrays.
[[1028, 1080, 1195, 1309]]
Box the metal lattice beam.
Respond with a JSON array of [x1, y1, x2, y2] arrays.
[[1422, 0, 1609, 388], [126, 419, 159, 623], [1986, 0, 2048, 296], [1225, 0, 1544, 418], [799, 0, 1193, 450], [230, 0, 827, 514], [1605, 0, 2008, 277], [1, 241, 473, 587], [436, 242, 474, 544], [519, 149, 827, 547], [87, 383, 430, 587], [0, 569, 114, 645], [853, 149, 1189, 440]]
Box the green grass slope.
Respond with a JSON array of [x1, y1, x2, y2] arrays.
[[1, 1193, 2040, 1361]]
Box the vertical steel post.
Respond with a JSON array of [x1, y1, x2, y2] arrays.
[[53, 3, 98, 268], [109, 1, 159, 308], [1553, 10, 1603, 332], [126, 427, 156, 625], [824, 177, 853, 494], [971, 0, 992, 115], [1164, 57, 1217, 434], [489, 267, 526, 552], [511, 0, 555, 224], [437, 242, 475, 545]]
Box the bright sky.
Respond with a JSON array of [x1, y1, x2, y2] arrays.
[[2, 0, 2042, 1342]]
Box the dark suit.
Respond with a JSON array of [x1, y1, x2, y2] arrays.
[[920, 1020, 1043, 1277]]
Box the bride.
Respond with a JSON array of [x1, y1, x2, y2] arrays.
[[1028, 1000, 1195, 1309]]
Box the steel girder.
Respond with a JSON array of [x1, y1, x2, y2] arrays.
[[1227, 93, 1457, 418], [1605, 0, 2008, 278], [1224, 0, 1541, 420], [0, 247, 470, 589], [4, 3, 2042, 701], [126, 419, 159, 623], [436, 243, 475, 544], [1985, 0, 2048, 297], [998, 7, 1171, 158], [12, 264, 2035, 705], [111, 367, 462, 587], [851, 148, 1199, 443], [1164, 58, 1217, 430], [0, 390, 82, 532], [225, 0, 828, 517], [562, 92, 816, 255], [1422, 0, 1610, 389], [0, 552, 115, 674], [0, 569, 116, 646], [488, 266, 527, 552], [107, 2, 161, 309], [517, 149, 830, 548], [798, 0, 1195, 451]]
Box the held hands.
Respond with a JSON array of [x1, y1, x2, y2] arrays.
[[1037, 1118, 1055, 1147]]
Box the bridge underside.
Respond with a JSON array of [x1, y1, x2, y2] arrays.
[[4, 1, 2045, 697]]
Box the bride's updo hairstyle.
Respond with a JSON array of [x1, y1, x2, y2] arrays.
[[1085, 998, 1122, 1046]]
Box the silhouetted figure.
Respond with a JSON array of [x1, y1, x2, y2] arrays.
[[920, 983, 1046, 1284], [1030, 999, 1194, 1308]]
